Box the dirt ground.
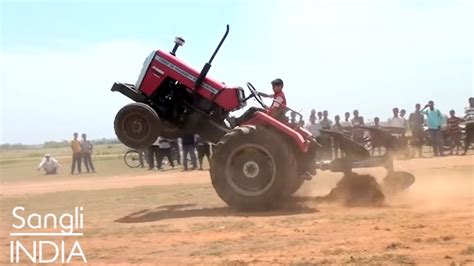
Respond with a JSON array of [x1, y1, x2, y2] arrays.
[[1, 155, 473, 265]]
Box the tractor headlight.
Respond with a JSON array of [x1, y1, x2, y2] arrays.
[[135, 51, 156, 90]]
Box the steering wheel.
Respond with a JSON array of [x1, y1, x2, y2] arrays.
[[246, 82, 267, 108]]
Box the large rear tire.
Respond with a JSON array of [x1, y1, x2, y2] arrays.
[[114, 103, 160, 149], [282, 177, 305, 197], [210, 125, 297, 211]]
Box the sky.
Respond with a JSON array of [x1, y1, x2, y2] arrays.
[[0, 0, 472, 144]]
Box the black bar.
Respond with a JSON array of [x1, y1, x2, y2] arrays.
[[111, 83, 147, 102]]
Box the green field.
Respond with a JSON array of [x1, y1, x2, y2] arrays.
[[0, 144, 143, 183]]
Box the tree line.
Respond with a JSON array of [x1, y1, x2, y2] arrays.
[[0, 138, 121, 150]]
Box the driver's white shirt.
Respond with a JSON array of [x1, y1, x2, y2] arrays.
[[271, 96, 284, 108]]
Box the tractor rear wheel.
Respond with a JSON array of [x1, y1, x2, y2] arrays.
[[211, 125, 297, 211], [282, 177, 305, 197], [114, 103, 160, 149]]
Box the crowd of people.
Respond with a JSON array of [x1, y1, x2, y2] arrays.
[[301, 97, 474, 160]]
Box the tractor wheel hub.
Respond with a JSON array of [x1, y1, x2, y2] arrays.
[[242, 161, 259, 178]]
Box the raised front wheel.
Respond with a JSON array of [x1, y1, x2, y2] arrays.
[[114, 103, 160, 149]]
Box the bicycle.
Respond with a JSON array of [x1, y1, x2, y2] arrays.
[[123, 149, 147, 168]]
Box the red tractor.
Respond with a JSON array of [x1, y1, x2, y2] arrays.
[[112, 25, 414, 210]]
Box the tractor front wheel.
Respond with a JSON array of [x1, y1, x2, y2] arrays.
[[114, 103, 160, 149], [210, 125, 297, 211]]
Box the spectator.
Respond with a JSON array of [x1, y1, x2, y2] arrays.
[[374, 117, 381, 128], [37, 154, 60, 175], [289, 111, 298, 127], [320, 111, 333, 129], [421, 100, 444, 157], [371, 117, 382, 155], [305, 112, 321, 139], [196, 135, 211, 170], [138, 148, 148, 168], [341, 112, 352, 137], [317, 111, 323, 121], [70, 132, 82, 174], [182, 134, 197, 171], [81, 133, 96, 173], [157, 137, 174, 170], [169, 139, 181, 165], [400, 109, 409, 130], [409, 103, 425, 158], [352, 116, 367, 144], [351, 110, 361, 126], [305, 113, 322, 161], [147, 137, 161, 170], [387, 107, 406, 135], [447, 110, 463, 155], [319, 110, 333, 160], [333, 115, 343, 132], [299, 119, 305, 127], [332, 115, 343, 158], [463, 97, 474, 155]]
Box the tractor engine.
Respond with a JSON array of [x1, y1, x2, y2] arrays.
[[112, 27, 246, 148]]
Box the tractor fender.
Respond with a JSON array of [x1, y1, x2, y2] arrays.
[[242, 111, 309, 152]]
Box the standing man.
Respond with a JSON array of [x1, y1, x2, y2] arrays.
[[70, 132, 82, 175], [400, 109, 409, 131], [181, 134, 197, 171], [258, 78, 287, 121], [169, 139, 181, 165], [373, 117, 381, 128], [289, 111, 298, 127], [371, 117, 382, 156], [37, 154, 60, 175], [305, 112, 322, 161], [317, 111, 323, 122], [409, 103, 425, 158], [463, 97, 474, 155], [81, 133, 96, 173], [332, 115, 343, 158], [341, 112, 352, 137], [319, 110, 333, 160], [447, 110, 463, 155], [147, 137, 160, 170], [351, 110, 361, 126], [352, 116, 366, 144], [157, 137, 174, 170], [421, 100, 444, 157], [196, 135, 211, 171], [387, 107, 406, 135], [305, 111, 321, 139]]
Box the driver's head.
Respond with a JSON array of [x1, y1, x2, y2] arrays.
[[271, 78, 284, 93]]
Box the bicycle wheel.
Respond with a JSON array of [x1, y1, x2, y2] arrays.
[[124, 150, 143, 168]]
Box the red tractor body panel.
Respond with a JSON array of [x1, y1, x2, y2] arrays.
[[242, 111, 309, 152], [139, 50, 243, 111]]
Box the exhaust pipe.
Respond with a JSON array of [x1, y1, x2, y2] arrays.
[[195, 24, 230, 89]]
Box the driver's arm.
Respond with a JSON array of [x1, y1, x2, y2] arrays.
[[258, 92, 274, 98]]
